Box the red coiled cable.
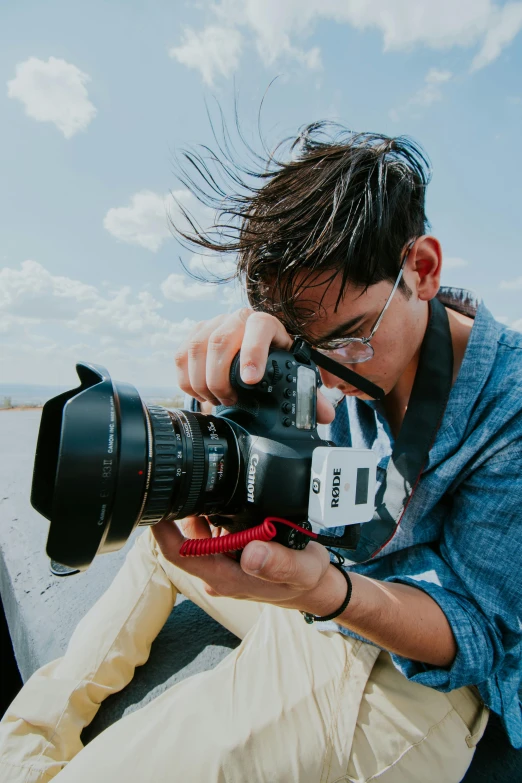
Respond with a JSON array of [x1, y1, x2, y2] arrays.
[[179, 516, 318, 557]]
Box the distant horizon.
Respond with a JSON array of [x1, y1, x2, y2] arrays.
[[0, 381, 181, 393], [0, 381, 183, 408]]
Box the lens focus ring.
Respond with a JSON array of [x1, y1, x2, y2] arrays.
[[140, 408, 207, 525], [175, 410, 205, 519], [140, 406, 178, 525]]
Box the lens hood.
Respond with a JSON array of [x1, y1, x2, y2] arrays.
[[31, 362, 148, 573]]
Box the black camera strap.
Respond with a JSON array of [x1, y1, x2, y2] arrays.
[[315, 297, 454, 562], [291, 340, 385, 400]]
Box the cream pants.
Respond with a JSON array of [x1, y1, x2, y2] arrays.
[[0, 529, 489, 783]]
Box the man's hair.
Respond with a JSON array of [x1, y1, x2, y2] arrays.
[[174, 120, 431, 336]]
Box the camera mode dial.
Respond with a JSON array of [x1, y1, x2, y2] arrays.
[[267, 360, 282, 385]]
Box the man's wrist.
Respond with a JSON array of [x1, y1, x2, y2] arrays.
[[299, 562, 351, 619]]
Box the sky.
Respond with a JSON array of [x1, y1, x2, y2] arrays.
[[1, 0, 522, 390]]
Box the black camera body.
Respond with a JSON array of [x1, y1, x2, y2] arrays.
[[204, 349, 332, 533], [31, 346, 335, 573]]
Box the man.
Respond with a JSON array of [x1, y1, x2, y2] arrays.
[[1, 126, 520, 782]]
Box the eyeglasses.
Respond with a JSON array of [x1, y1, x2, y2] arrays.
[[315, 239, 416, 365]]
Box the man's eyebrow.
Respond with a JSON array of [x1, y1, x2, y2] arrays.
[[314, 314, 366, 343]]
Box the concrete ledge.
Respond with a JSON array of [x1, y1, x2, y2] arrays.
[[1, 411, 519, 781]]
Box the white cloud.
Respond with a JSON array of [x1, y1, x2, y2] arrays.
[[411, 67, 453, 107], [0, 260, 98, 321], [161, 273, 217, 302], [66, 287, 195, 350], [0, 260, 196, 350], [222, 283, 247, 309], [390, 67, 453, 120], [499, 275, 522, 290], [103, 190, 172, 252], [168, 6, 321, 81], [187, 255, 246, 307], [175, 0, 522, 83], [103, 189, 211, 252], [444, 256, 470, 269], [471, 2, 522, 71], [425, 68, 453, 84], [215, 0, 322, 67], [0, 333, 189, 388], [169, 26, 243, 86], [512, 318, 522, 331], [292, 46, 322, 70], [0, 261, 208, 386], [7, 56, 96, 138]]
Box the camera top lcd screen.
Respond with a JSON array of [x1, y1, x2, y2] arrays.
[[296, 365, 316, 430]]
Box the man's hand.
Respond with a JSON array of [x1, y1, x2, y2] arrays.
[[153, 517, 458, 667], [174, 307, 335, 425], [152, 517, 346, 615]]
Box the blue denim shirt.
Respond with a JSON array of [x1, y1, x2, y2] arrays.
[[324, 289, 522, 747]]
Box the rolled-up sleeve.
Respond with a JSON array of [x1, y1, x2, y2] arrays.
[[385, 572, 502, 688], [382, 441, 522, 743]]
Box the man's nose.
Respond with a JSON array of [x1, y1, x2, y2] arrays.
[[319, 369, 341, 389]]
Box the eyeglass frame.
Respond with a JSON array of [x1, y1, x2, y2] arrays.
[[314, 238, 417, 363]]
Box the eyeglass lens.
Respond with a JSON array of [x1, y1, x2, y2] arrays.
[[321, 340, 374, 364]]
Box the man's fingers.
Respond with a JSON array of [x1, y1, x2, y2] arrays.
[[239, 312, 294, 384], [176, 516, 213, 540], [152, 518, 185, 561], [186, 316, 228, 405], [175, 316, 223, 403], [152, 518, 239, 583], [316, 388, 336, 424], [240, 540, 329, 590], [175, 307, 295, 405], [205, 308, 253, 403]]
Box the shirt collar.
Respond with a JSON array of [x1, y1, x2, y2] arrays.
[[436, 286, 480, 318]]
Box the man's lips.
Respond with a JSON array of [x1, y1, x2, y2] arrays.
[[320, 383, 368, 405]]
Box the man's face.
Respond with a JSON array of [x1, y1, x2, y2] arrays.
[[293, 268, 429, 399]]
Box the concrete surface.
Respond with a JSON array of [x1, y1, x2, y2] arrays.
[[0, 410, 520, 779]]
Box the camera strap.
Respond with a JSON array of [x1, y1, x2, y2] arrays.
[[291, 341, 385, 400], [335, 296, 454, 562]]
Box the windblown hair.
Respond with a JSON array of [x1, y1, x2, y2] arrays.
[[173, 119, 431, 337]]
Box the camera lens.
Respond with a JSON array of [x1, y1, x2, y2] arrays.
[[140, 406, 239, 525], [31, 362, 239, 573]]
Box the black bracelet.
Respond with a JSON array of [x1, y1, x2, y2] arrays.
[[301, 560, 352, 624]]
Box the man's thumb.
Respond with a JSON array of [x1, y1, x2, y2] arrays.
[[241, 542, 270, 574]]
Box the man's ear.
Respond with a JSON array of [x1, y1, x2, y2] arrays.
[[409, 236, 442, 301]]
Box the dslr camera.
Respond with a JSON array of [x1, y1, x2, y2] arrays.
[[31, 344, 377, 574]]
